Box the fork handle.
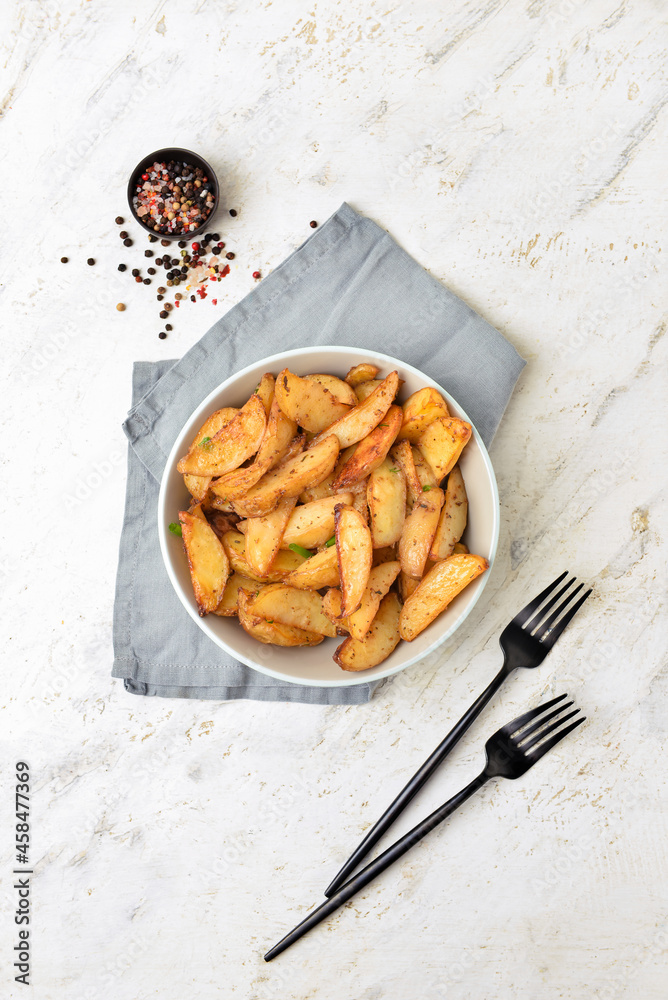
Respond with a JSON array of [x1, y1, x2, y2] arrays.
[[265, 772, 489, 961], [324, 664, 509, 897]]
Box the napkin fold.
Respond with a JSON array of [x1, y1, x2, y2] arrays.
[[112, 203, 525, 702]]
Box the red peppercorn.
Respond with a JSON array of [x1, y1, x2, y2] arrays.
[[192, 242, 200, 252], [252, 271, 261, 280], [142, 173, 149, 180], [212, 299, 217, 305]]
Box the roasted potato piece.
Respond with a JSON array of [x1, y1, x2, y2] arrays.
[[245, 497, 297, 576], [274, 369, 351, 433], [399, 554, 489, 640], [324, 561, 400, 640], [311, 371, 400, 449], [222, 530, 306, 582], [238, 589, 323, 646], [367, 457, 406, 547], [334, 592, 402, 671], [335, 503, 373, 617], [398, 486, 445, 579], [411, 446, 438, 490], [396, 387, 450, 443], [284, 545, 340, 589], [429, 465, 468, 561], [255, 372, 276, 415], [233, 435, 340, 517], [345, 363, 380, 386], [212, 573, 261, 616], [182, 406, 239, 503], [209, 398, 298, 500], [354, 379, 383, 403], [178, 394, 267, 477], [417, 417, 472, 482], [281, 493, 353, 549], [250, 584, 337, 638], [304, 373, 358, 406], [390, 440, 423, 506], [333, 406, 403, 489], [179, 510, 230, 615]]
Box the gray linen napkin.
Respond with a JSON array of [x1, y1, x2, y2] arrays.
[[112, 202, 525, 702]]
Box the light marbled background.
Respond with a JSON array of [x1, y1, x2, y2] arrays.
[[1, 1, 666, 998]]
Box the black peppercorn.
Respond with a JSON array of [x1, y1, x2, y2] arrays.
[[115, 216, 124, 225], [60, 256, 68, 263], [132, 268, 140, 277], [157, 294, 163, 301], [148, 234, 157, 243], [309, 220, 318, 228], [158, 331, 167, 339], [87, 258, 95, 265], [118, 263, 126, 271], [123, 238, 132, 246], [143, 278, 151, 285], [226, 252, 235, 260], [178, 240, 186, 248], [160, 310, 168, 318], [144, 249, 153, 257], [165, 323, 173, 331], [229, 209, 237, 217], [119, 230, 128, 239]]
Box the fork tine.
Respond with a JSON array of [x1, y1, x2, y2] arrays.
[[513, 572, 568, 627], [519, 709, 581, 753], [513, 701, 574, 742], [525, 716, 586, 761], [539, 588, 592, 649], [499, 693, 568, 737], [524, 577, 578, 633], [532, 583, 584, 640]]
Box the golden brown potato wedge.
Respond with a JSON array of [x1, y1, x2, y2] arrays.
[[245, 497, 297, 576], [429, 465, 468, 561], [222, 530, 306, 582], [399, 554, 489, 640], [398, 486, 445, 579], [250, 584, 337, 638], [311, 371, 400, 449], [281, 493, 353, 550], [354, 379, 383, 403], [345, 363, 380, 386], [208, 398, 298, 500], [238, 589, 323, 646], [182, 406, 239, 502], [179, 510, 230, 615], [255, 372, 276, 415], [390, 440, 423, 506], [232, 435, 340, 517], [347, 478, 370, 524], [367, 457, 406, 547], [324, 561, 400, 641], [334, 592, 402, 671], [284, 545, 340, 589], [212, 573, 261, 616], [417, 417, 472, 482], [335, 503, 373, 617], [321, 587, 349, 632], [304, 373, 358, 406], [411, 446, 439, 490], [396, 387, 450, 442], [274, 369, 351, 433], [178, 394, 267, 477], [333, 405, 403, 489]]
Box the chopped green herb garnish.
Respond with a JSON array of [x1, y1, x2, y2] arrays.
[[199, 436, 213, 450], [422, 484, 432, 492], [289, 543, 314, 559], [325, 536, 336, 547], [168, 522, 182, 537], [378, 423, 388, 427], [389, 467, 399, 474]]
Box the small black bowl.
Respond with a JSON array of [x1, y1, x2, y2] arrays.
[[127, 147, 219, 241]]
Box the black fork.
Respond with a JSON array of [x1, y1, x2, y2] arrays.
[[324, 572, 592, 897], [266, 694, 585, 960]]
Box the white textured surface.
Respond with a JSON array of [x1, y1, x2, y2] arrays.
[[1, 2, 667, 999]]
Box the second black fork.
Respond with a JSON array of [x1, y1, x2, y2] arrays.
[[324, 571, 592, 897]]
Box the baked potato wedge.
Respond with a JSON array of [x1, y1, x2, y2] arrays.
[[179, 510, 230, 615], [212, 572, 261, 616], [396, 387, 450, 443], [390, 440, 423, 506], [208, 398, 298, 500], [367, 457, 406, 547], [354, 379, 383, 403], [177, 393, 267, 477], [222, 529, 306, 582], [311, 371, 400, 449], [304, 373, 358, 406], [335, 503, 373, 617], [399, 554, 489, 640], [232, 435, 340, 517], [429, 465, 468, 561], [182, 406, 239, 503], [245, 497, 297, 576], [417, 417, 472, 482], [324, 560, 401, 641], [238, 589, 323, 646], [275, 369, 351, 433], [250, 584, 337, 638], [281, 493, 354, 550], [345, 363, 380, 386], [334, 592, 402, 671], [283, 545, 340, 589], [411, 445, 439, 490], [332, 405, 403, 490], [398, 486, 445, 579]]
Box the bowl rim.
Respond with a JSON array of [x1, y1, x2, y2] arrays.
[[158, 346, 500, 686], [127, 147, 219, 241]]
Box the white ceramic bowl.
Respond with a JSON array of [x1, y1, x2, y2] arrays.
[[158, 347, 499, 687]]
